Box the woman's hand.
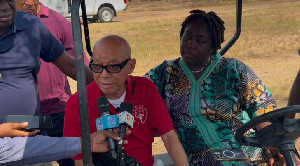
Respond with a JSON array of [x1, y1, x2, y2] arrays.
[[266, 148, 300, 166], [0, 122, 40, 138]]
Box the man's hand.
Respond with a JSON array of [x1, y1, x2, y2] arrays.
[[0, 122, 40, 138], [88, 129, 131, 153]]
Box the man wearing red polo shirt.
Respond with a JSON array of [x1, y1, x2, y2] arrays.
[[64, 35, 189, 166]]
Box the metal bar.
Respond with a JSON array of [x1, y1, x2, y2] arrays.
[[81, 0, 93, 57], [67, 0, 71, 13], [282, 151, 298, 166], [71, 0, 93, 165], [220, 0, 242, 56]]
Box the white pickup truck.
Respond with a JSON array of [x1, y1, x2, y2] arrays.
[[40, 0, 127, 23]]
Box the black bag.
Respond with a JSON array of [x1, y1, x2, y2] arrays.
[[92, 150, 142, 166]]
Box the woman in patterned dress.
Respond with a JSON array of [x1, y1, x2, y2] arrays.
[[145, 10, 283, 166]]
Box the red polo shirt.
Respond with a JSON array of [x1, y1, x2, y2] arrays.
[[64, 76, 174, 166]]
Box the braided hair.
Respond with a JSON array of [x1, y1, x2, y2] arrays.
[[180, 9, 225, 54]]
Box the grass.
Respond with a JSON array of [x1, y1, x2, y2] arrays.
[[125, 0, 291, 12], [223, 2, 300, 100], [71, 1, 300, 104]]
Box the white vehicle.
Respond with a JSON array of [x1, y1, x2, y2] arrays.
[[40, 0, 127, 23]]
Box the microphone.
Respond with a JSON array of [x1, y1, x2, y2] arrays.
[[117, 102, 134, 154], [96, 114, 119, 131], [97, 96, 117, 159]]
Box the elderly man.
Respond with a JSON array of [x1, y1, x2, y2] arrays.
[[64, 35, 189, 166]]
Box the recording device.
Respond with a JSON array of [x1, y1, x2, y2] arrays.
[[210, 149, 249, 161], [117, 102, 134, 154], [4, 115, 52, 132], [98, 96, 117, 159]]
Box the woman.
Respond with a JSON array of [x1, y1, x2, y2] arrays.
[[145, 10, 279, 166]]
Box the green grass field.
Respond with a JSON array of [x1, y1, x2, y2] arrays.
[[70, 0, 300, 106], [125, 0, 291, 12]]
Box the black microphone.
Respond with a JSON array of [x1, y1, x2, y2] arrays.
[[117, 102, 134, 154], [98, 96, 117, 159]]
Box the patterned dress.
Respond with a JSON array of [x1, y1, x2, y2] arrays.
[[145, 53, 277, 166]]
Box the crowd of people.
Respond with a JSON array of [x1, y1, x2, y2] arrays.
[[0, 0, 299, 165]]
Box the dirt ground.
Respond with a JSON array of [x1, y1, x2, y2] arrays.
[[113, 0, 300, 23]]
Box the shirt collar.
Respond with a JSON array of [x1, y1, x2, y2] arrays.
[[37, 3, 50, 17], [13, 11, 27, 32], [0, 12, 25, 41]]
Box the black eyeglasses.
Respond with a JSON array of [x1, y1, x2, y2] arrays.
[[89, 59, 131, 74]]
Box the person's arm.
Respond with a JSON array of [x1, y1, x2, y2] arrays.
[[161, 130, 189, 166], [61, 17, 91, 66], [236, 60, 279, 165], [287, 69, 300, 118], [0, 136, 81, 165], [53, 51, 93, 85], [1, 129, 128, 166], [236, 59, 277, 119], [37, 19, 93, 85], [72, 128, 132, 166], [287, 70, 300, 106]]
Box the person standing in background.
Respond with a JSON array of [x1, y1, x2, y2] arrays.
[[0, 0, 92, 165], [15, 0, 90, 165], [15, 0, 90, 138]]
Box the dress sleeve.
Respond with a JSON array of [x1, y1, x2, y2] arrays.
[[236, 59, 277, 119]]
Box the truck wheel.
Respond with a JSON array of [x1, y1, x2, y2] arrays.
[[98, 7, 114, 23]]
